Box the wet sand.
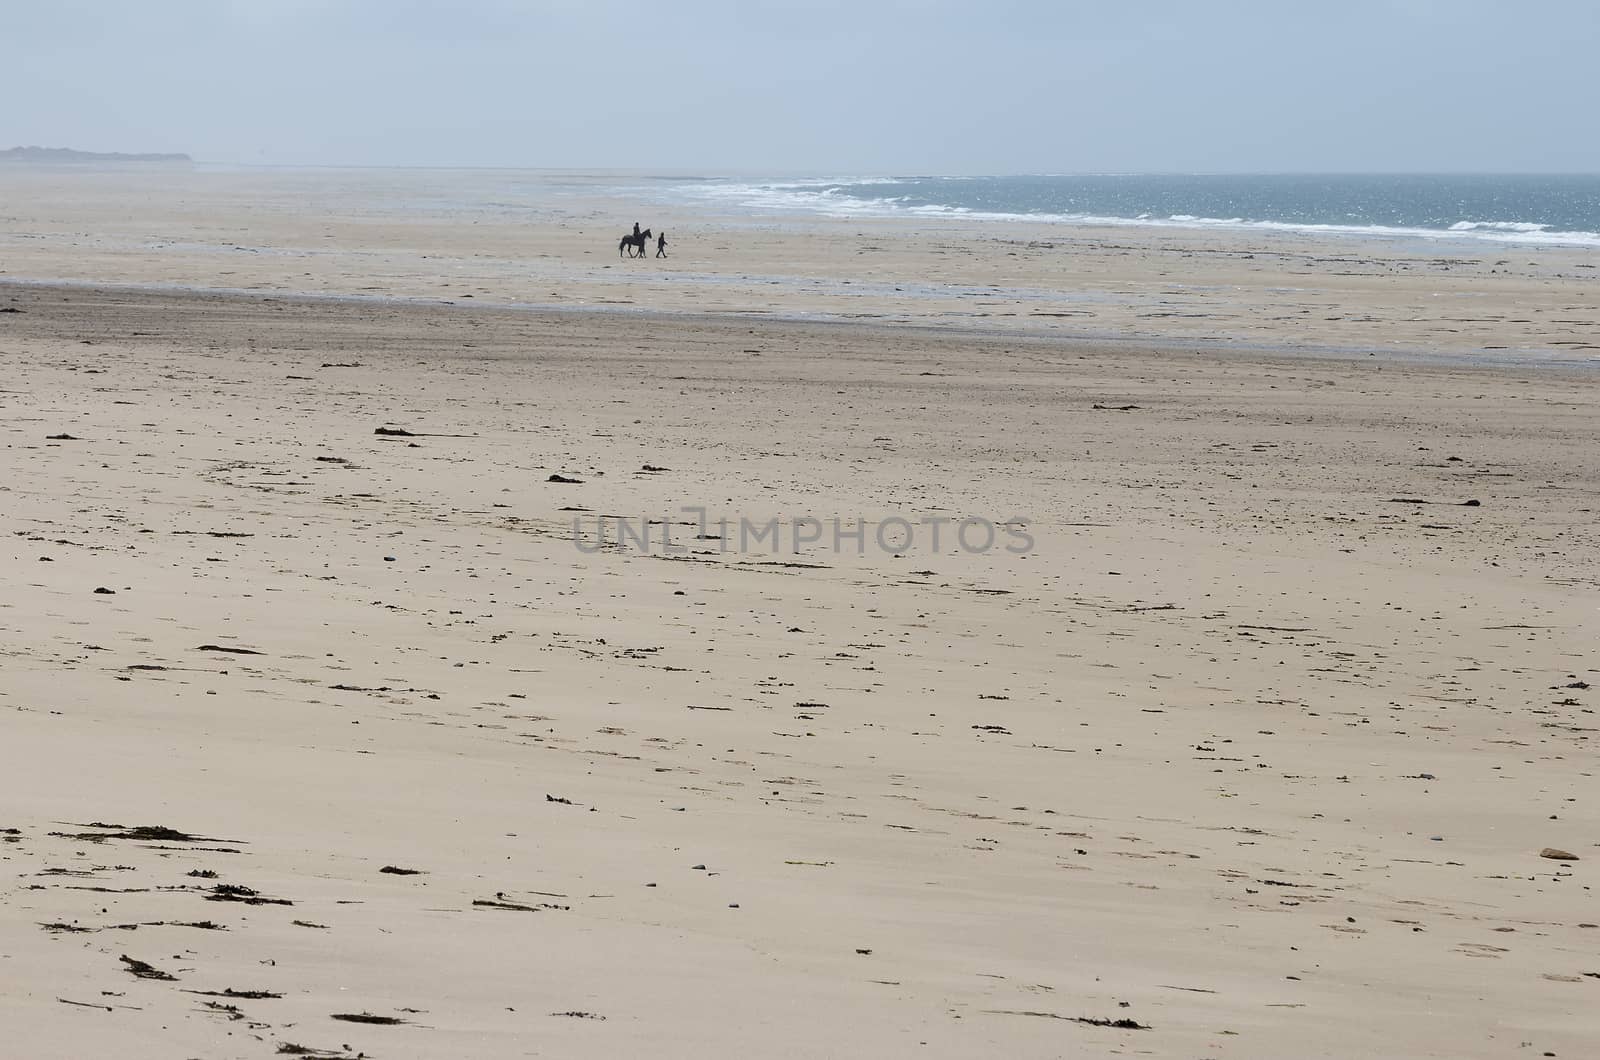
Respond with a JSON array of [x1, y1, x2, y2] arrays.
[[1, 170, 1599, 1058], [2, 164, 1599, 360]]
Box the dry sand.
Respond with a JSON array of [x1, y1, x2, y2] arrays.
[[1, 169, 1598, 1058]]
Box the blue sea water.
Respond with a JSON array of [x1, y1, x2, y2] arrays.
[[658, 173, 1600, 248]]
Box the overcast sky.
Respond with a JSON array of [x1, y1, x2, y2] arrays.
[[4, 0, 1596, 172]]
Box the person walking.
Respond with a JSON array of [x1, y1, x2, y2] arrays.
[[655, 231, 668, 258]]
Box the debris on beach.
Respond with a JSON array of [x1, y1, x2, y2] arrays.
[[120, 955, 177, 981]]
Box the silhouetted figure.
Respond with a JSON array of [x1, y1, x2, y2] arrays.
[[632, 221, 641, 240], [656, 231, 668, 258], [618, 228, 653, 258]]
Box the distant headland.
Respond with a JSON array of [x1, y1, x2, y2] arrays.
[[1, 145, 192, 163]]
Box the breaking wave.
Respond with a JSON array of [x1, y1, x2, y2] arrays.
[[661, 176, 1600, 248]]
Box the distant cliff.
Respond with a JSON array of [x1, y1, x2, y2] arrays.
[[1, 146, 192, 163]]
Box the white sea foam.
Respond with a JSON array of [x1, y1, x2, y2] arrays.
[[1449, 220, 1548, 232], [665, 180, 1600, 249]]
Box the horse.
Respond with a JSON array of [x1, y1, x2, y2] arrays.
[[619, 229, 653, 258]]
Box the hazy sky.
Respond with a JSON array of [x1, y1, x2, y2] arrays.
[[5, 0, 1597, 172]]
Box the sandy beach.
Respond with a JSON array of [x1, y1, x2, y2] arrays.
[[3, 165, 1600, 359], [2, 169, 1599, 1058]]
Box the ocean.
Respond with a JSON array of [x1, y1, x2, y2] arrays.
[[652, 173, 1600, 248]]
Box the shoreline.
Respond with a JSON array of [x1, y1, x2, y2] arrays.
[[162, 163, 1600, 251], [3, 165, 1598, 362]]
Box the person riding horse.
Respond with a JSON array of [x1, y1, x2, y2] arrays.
[[619, 225, 653, 258]]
